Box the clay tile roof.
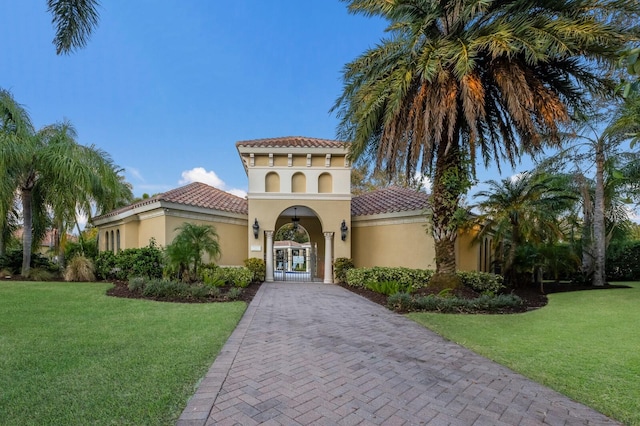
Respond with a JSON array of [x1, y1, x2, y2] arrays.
[[94, 182, 247, 220], [236, 136, 348, 149], [351, 185, 430, 216]]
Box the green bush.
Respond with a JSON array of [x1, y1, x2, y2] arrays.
[[334, 257, 354, 283], [214, 267, 253, 288], [200, 264, 225, 287], [27, 268, 59, 281], [366, 280, 413, 296], [226, 287, 243, 300], [244, 258, 266, 283], [0, 248, 59, 275], [95, 241, 164, 281], [345, 267, 433, 289], [413, 293, 523, 313], [345, 266, 503, 293], [457, 271, 504, 293], [607, 240, 640, 281], [94, 250, 118, 280], [141, 279, 190, 298], [128, 276, 146, 292], [387, 292, 413, 311], [63, 255, 95, 282]]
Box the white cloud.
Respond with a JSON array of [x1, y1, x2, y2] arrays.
[[126, 166, 145, 182], [414, 172, 432, 193], [179, 167, 247, 198], [180, 167, 225, 187]]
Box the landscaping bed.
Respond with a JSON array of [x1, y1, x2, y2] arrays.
[[106, 279, 262, 303]]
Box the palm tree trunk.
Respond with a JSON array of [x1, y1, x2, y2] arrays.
[[21, 189, 33, 276], [593, 139, 606, 286], [430, 140, 464, 288], [577, 173, 595, 281]]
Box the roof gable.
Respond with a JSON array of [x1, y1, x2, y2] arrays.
[[94, 182, 248, 221]]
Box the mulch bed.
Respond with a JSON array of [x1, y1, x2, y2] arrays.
[[337, 281, 631, 314], [105, 280, 262, 304]]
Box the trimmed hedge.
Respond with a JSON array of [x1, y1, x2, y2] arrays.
[[607, 241, 640, 281], [345, 266, 503, 293]]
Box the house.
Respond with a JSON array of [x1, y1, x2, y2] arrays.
[[93, 137, 488, 282]]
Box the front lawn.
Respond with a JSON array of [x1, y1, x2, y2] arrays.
[[0, 281, 246, 425], [408, 282, 640, 426]]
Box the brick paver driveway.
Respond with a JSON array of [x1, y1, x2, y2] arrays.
[[177, 282, 619, 425]]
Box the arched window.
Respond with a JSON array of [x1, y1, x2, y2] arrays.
[[116, 230, 121, 253], [105, 231, 110, 252], [292, 172, 306, 193], [318, 172, 332, 193], [266, 172, 280, 192], [110, 231, 115, 253]]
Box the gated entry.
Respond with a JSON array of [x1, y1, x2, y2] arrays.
[[273, 242, 317, 282]]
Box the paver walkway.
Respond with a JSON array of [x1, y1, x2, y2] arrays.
[[177, 282, 619, 425]]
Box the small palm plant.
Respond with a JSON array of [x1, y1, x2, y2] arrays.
[[165, 223, 221, 281]]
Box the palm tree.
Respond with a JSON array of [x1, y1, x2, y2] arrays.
[[166, 223, 221, 280], [473, 172, 575, 287], [47, 0, 101, 54], [0, 89, 132, 275], [333, 0, 637, 287]]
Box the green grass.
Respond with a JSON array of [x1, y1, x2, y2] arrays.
[[408, 282, 640, 426], [0, 281, 246, 425]]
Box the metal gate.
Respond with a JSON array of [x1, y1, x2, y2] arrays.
[[273, 243, 317, 282]]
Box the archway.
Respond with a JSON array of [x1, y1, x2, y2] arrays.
[[270, 206, 324, 282]]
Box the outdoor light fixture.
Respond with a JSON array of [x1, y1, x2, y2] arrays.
[[291, 207, 300, 230], [341, 219, 348, 241], [252, 218, 260, 239]]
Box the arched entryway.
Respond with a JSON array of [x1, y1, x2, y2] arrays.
[[265, 205, 333, 283]]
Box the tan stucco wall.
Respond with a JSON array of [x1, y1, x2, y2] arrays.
[[164, 215, 247, 266], [456, 228, 480, 271], [352, 216, 436, 269]]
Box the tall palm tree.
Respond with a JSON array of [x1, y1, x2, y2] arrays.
[[333, 0, 637, 287], [47, 0, 101, 54], [473, 172, 575, 286], [0, 89, 131, 275]]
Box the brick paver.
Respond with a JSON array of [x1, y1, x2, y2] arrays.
[[177, 283, 619, 425]]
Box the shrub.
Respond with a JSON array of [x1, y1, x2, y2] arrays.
[[226, 287, 243, 300], [26, 268, 58, 281], [457, 271, 504, 294], [142, 279, 190, 298], [334, 258, 354, 283], [214, 267, 253, 288], [366, 280, 413, 296], [128, 276, 147, 293], [244, 258, 266, 283], [345, 267, 433, 289], [0, 248, 59, 275], [94, 250, 118, 280], [413, 293, 523, 313], [63, 255, 96, 282], [95, 241, 164, 281], [387, 292, 413, 312], [607, 240, 640, 281]]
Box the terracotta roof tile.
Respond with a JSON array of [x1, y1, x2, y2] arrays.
[[236, 136, 348, 149], [351, 185, 430, 216], [94, 182, 247, 220]]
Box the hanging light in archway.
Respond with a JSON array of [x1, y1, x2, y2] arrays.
[[291, 207, 300, 230]]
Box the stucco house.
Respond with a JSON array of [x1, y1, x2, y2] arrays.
[[93, 137, 488, 282]]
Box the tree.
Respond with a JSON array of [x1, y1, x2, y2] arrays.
[[0, 88, 131, 276], [333, 0, 637, 288], [275, 223, 310, 243], [47, 0, 101, 54], [166, 223, 221, 280], [473, 172, 575, 287]]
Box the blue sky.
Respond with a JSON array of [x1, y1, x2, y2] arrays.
[[2, 1, 530, 200]]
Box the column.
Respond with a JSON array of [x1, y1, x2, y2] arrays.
[[323, 232, 334, 284], [265, 231, 274, 282]]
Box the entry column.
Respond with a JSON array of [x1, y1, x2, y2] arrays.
[[323, 232, 334, 284], [265, 230, 274, 282]]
